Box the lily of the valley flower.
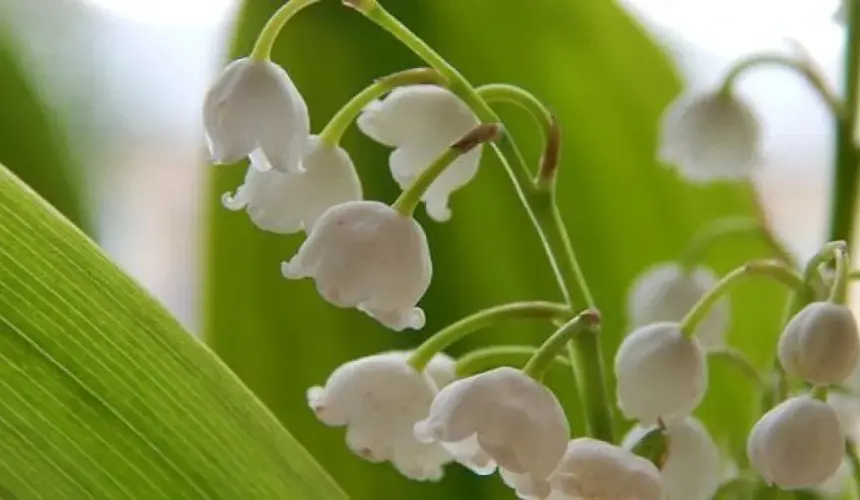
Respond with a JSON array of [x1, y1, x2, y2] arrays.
[[628, 262, 729, 350], [282, 200, 432, 331], [615, 322, 708, 424], [307, 351, 455, 481], [778, 302, 860, 385], [357, 85, 482, 222], [538, 438, 663, 500], [623, 417, 720, 500], [747, 395, 845, 490], [414, 366, 569, 497], [659, 88, 761, 183], [203, 57, 310, 173], [222, 135, 362, 234]]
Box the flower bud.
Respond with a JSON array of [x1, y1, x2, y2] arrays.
[[747, 395, 845, 489], [615, 322, 707, 424], [414, 367, 568, 493], [222, 135, 362, 234], [659, 88, 761, 183], [543, 438, 663, 500], [282, 200, 431, 331], [623, 417, 720, 500], [307, 351, 454, 481], [203, 58, 309, 173], [778, 302, 860, 385], [628, 263, 729, 350], [357, 85, 481, 222]]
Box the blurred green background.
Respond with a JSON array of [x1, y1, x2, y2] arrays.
[[0, 0, 828, 498]]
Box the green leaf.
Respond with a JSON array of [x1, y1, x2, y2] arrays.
[[0, 33, 89, 232], [206, 0, 786, 498], [0, 163, 346, 499]]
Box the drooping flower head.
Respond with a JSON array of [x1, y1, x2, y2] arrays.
[[535, 438, 663, 500], [203, 57, 310, 173], [628, 262, 729, 350], [615, 322, 708, 424], [747, 395, 845, 490], [282, 200, 432, 331], [414, 366, 569, 497], [222, 135, 362, 234], [778, 302, 860, 386], [357, 85, 482, 222], [659, 88, 761, 183], [307, 351, 455, 481], [623, 417, 720, 500]]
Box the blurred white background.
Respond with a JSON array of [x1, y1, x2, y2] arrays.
[[0, 0, 849, 329]]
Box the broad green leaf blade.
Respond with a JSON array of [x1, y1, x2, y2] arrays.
[[206, 1, 785, 498], [0, 163, 346, 499], [0, 34, 88, 232]]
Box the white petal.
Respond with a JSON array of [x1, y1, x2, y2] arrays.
[[550, 438, 664, 500], [660, 90, 761, 183], [778, 302, 860, 385], [202, 58, 309, 172], [203, 59, 260, 164], [615, 322, 708, 424], [359, 85, 482, 222], [299, 136, 363, 231], [222, 164, 305, 234], [415, 367, 568, 479], [623, 418, 720, 500], [627, 263, 729, 350], [306, 353, 453, 477], [357, 85, 479, 147], [747, 396, 845, 489], [282, 201, 432, 331]]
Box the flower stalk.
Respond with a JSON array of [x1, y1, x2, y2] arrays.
[[250, 0, 321, 61], [407, 301, 570, 371]]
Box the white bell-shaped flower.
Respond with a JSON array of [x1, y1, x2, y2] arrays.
[[357, 85, 481, 222], [659, 88, 761, 182], [282, 200, 431, 331], [622, 417, 720, 500], [615, 322, 708, 424], [413, 366, 568, 494], [747, 395, 845, 490], [537, 438, 663, 500], [203, 57, 310, 173], [627, 263, 729, 350], [778, 302, 860, 385], [223, 135, 362, 234], [307, 351, 454, 481], [828, 363, 860, 439]]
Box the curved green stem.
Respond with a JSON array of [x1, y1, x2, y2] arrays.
[[803, 240, 849, 304], [523, 309, 600, 380], [709, 348, 766, 389], [455, 345, 570, 377], [477, 83, 554, 140], [830, 245, 850, 303], [679, 216, 788, 270], [830, 0, 860, 244], [680, 260, 807, 337], [407, 301, 569, 371], [355, 1, 611, 440], [720, 53, 844, 119], [846, 440, 860, 499], [319, 68, 445, 146], [392, 123, 500, 217], [250, 0, 320, 61]]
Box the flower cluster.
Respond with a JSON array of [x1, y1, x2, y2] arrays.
[[202, 1, 860, 498]]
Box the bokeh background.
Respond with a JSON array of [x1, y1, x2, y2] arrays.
[[0, 0, 851, 498]]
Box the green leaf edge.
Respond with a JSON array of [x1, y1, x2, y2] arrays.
[[0, 162, 348, 500]]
